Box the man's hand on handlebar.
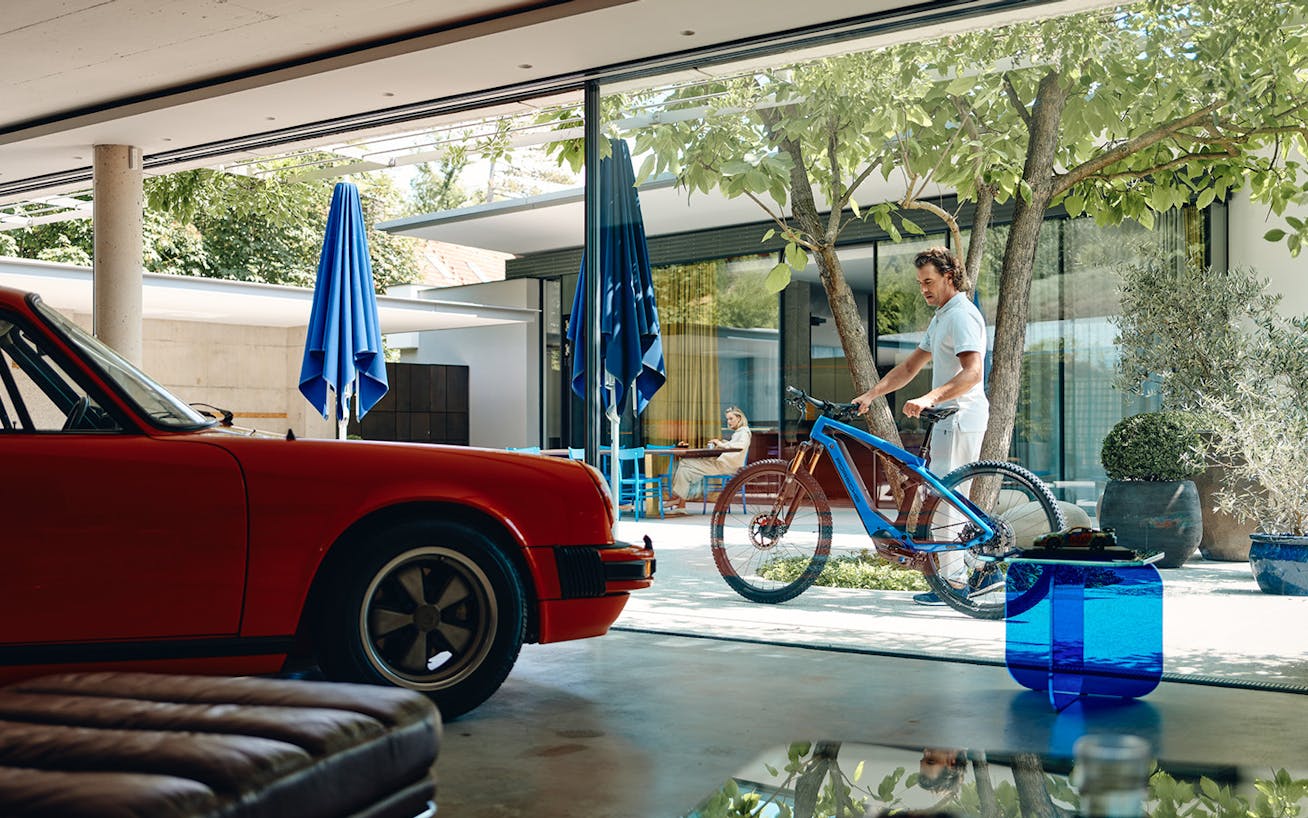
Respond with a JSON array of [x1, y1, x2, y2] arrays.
[[786, 386, 858, 420]]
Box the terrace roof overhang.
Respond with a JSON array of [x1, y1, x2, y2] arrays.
[[0, 258, 532, 333]]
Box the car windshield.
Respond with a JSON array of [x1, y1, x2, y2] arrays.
[[32, 297, 212, 429]]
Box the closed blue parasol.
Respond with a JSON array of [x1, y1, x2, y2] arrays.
[[566, 138, 665, 505], [299, 181, 388, 439]]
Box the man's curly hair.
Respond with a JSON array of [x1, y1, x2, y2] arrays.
[[914, 247, 966, 291]]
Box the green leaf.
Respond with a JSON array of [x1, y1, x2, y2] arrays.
[[636, 153, 657, 185], [1264, 229, 1287, 242], [1065, 193, 1085, 218], [900, 215, 925, 235], [762, 229, 776, 243], [853, 760, 865, 783], [1196, 187, 1217, 210], [764, 262, 792, 293], [785, 242, 808, 271], [947, 75, 974, 95], [850, 198, 861, 219], [1201, 778, 1222, 799]]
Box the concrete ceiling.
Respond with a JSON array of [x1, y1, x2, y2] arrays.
[[0, 0, 1107, 204]]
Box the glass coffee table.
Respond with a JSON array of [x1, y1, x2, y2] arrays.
[[681, 738, 1306, 818]]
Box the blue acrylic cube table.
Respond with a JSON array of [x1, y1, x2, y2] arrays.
[[1004, 555, 1163, 711]]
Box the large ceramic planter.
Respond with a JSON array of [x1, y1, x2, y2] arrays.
[[1193, 463, 1253, 561], [1098, 479, 1202, 568], [1248, 534, 1308, 596]]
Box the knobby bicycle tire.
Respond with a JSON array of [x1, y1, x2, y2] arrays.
[[914, 460, 1065, 620], [710, 459, 832, 604]]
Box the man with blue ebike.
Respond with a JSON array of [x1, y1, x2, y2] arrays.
[[850, 246, 989, 606]]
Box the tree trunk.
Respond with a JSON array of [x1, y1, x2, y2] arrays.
[[773, 118, 902, 449], [1012, 753, 1070, 818], [980, 73, 1070, 464], [965, 185, 996, 294], [794, 741, 841, 818], [815, 244, 901, 446], [971, 752, 1001, 818]]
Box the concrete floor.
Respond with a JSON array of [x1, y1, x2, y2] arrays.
[[434, 631, 1308, 817]]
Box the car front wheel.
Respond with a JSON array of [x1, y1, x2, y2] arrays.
[[315, 519, 527, 719]]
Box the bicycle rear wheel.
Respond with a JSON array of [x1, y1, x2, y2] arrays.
[[911, 460, 1064, 620], [710, 460, 832, 604]]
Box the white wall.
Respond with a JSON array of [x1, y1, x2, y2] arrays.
[[1227, 184, 1308, 318], [61, 310, 335, 439], [404, 279, 540, 448]]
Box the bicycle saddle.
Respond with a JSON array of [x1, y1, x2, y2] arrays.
[[919, 406, 959, 423]]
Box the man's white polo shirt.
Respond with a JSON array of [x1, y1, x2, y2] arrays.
[[917, 292, 989, 432]]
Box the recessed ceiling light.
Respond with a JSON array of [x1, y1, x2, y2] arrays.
[[73, 155, 83, 160], [383, 91, 396, 97], [680, 29, 695, 36], [161, 137, 172, 142], [266, 116, 277, 121], [518, 63, 533, 69]]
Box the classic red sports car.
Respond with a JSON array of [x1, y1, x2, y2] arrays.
[[0, 287, 654, 718]]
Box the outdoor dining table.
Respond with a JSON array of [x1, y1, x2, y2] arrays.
[[542, 446, 741, 515]]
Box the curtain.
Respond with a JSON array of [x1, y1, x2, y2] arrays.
[[647, 261, 720, 445]]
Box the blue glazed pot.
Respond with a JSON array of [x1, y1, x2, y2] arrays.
[[1248, 534, 1308, 596]]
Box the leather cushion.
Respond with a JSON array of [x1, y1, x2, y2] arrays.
[[0, 672, 440, 818]]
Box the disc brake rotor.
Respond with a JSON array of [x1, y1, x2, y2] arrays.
[[748, 513, 788, 547]]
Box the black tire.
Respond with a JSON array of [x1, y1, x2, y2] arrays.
[[710, 459, 832, 604], [914, 460, 1064, 620], [314, 519, 527, 719]]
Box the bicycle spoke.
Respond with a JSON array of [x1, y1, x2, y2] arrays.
[[711, 462, 831, 604]]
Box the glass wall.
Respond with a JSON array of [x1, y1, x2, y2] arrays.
[[351, 0, 1299, 688], [643, 254, 779, 446]]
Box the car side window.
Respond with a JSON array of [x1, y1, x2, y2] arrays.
[[0, 315, 122, 433]]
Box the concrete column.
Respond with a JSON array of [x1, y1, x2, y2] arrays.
[[93, 144, 144, 365]]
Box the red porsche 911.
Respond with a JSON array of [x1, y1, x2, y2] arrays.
[[0, 287, 654, 718]]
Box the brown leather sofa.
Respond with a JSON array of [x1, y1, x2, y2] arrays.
[[0, 672, 441, 818]]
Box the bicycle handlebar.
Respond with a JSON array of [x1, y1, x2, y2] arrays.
[[784, 385, 861, 421]]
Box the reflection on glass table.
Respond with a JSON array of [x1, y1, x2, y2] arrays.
[[682, 739, 1308, 818]]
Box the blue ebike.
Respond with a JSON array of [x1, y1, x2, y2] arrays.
[[709, 387, 1065, 618]]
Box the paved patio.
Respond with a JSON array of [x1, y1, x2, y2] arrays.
[[614, 511, 1308, 689]]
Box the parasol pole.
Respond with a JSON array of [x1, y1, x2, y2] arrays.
[[606, 373, 621, 532]]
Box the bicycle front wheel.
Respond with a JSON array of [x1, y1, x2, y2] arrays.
[[710, 459, 832, 604], [914, 460, 1065, 620]]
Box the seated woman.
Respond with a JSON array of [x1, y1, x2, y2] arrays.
[[668, 405, 751, 510]]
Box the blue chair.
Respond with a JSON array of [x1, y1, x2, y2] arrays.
[[611, 447, 664, 520], [507, 446, 541, 454], [644, 444, 677, 495], [701, 446, 750, 514], [567, 447, 585, 460]]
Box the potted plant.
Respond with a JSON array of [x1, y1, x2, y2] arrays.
[[1098, 411, 1205, 568], [1113, 252, 1283, 561], [1200, 353, 1308, 595]]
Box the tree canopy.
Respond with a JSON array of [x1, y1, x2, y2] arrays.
[[2, 168, 423, 291], [550, 0, 1308, 458]]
